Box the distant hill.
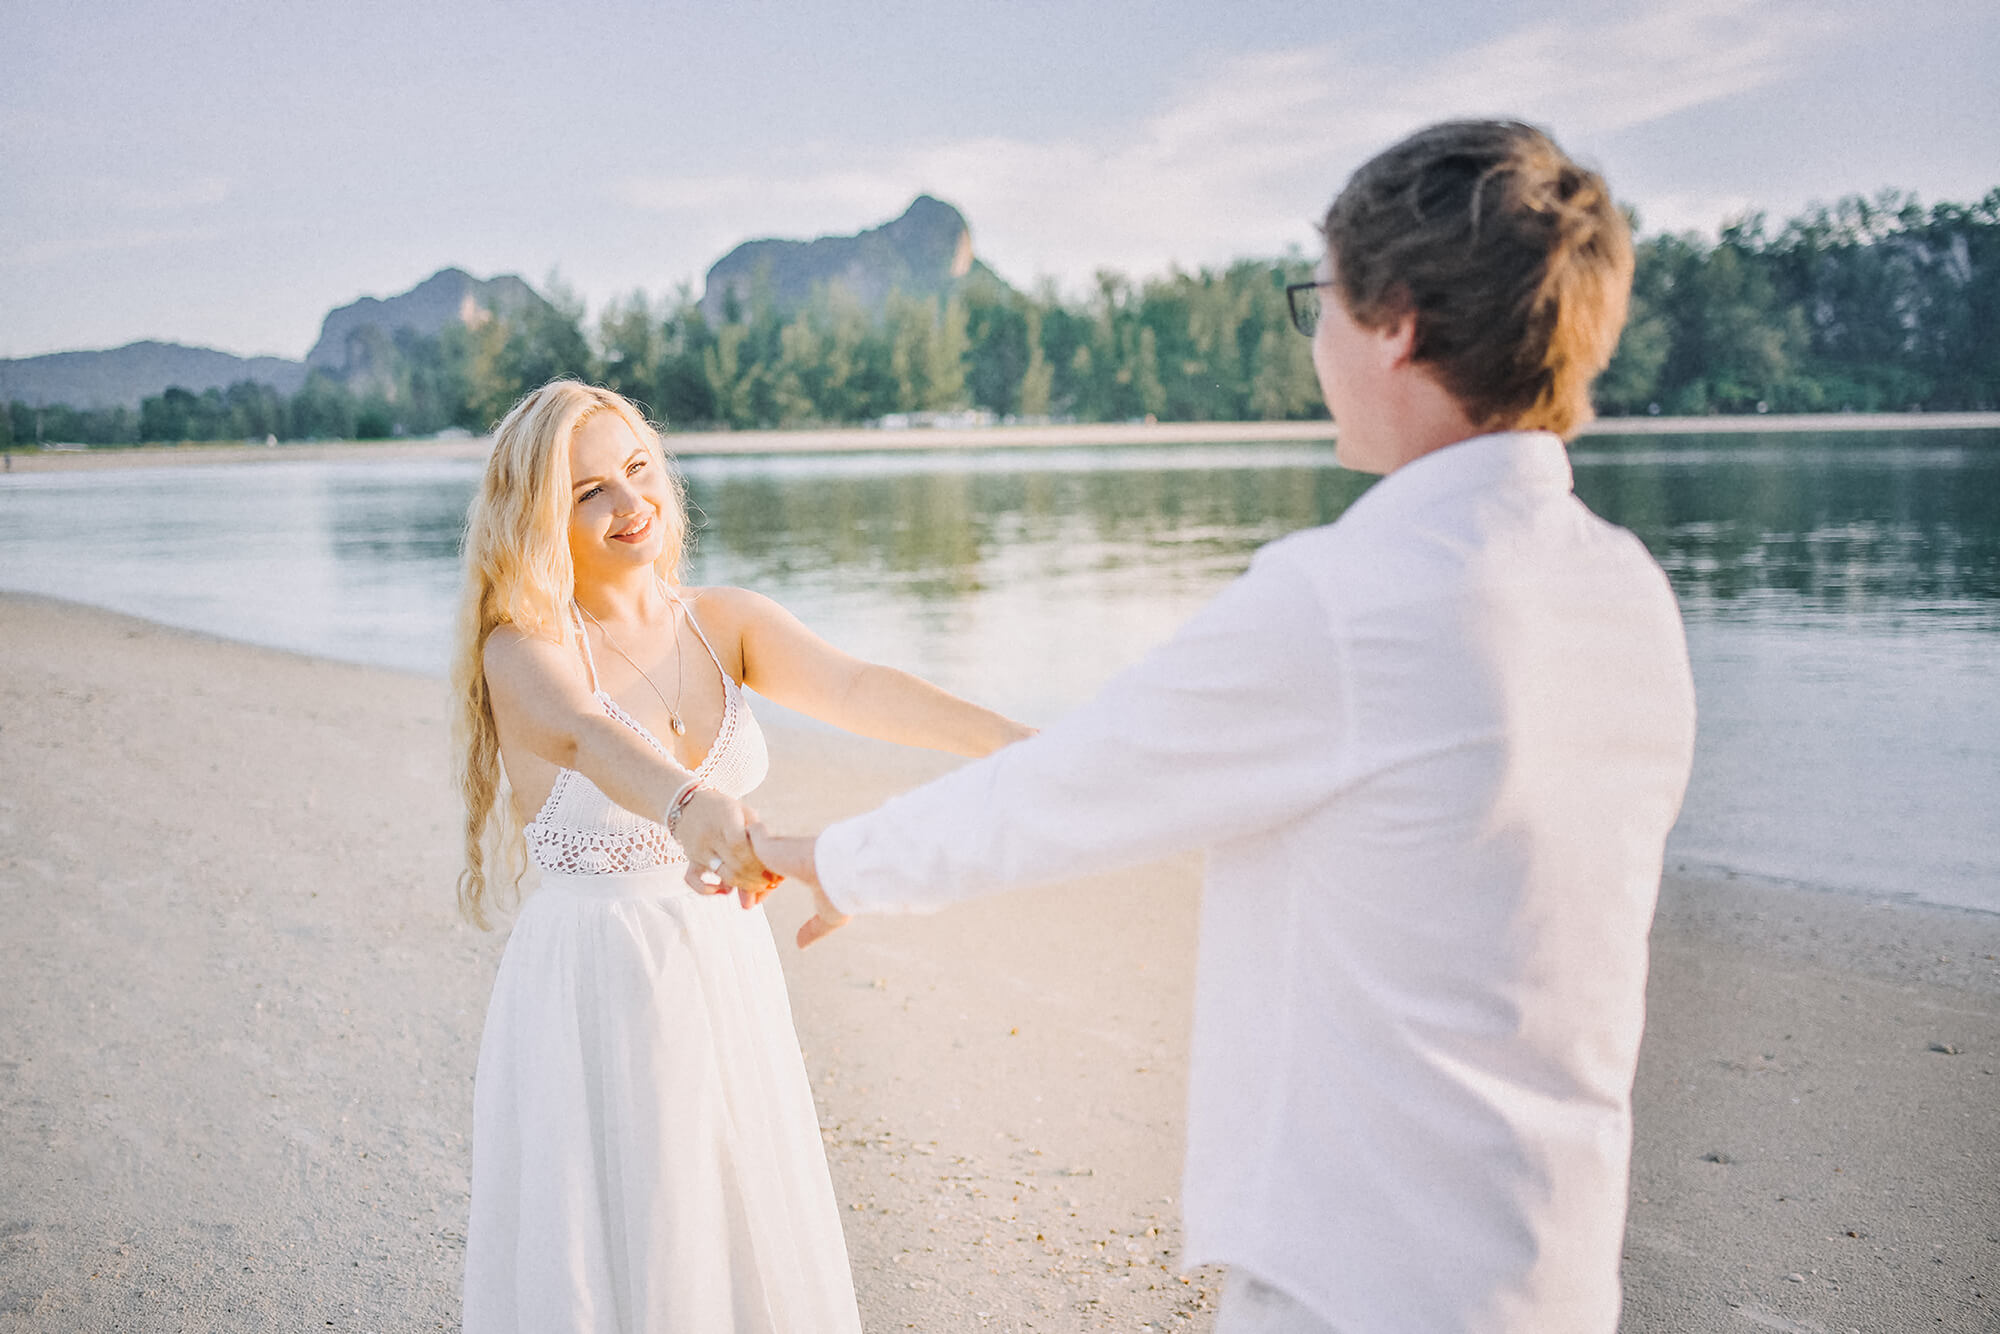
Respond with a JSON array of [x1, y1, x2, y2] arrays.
[[10, 203, 1006, 411], [0, 269, 551, 412], [699, 194, 1003, 323], [307, 267, 546, 379], [0, 342, 308, 412]]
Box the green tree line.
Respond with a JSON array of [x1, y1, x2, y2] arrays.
[[1599, 189, 2000, 414], [5, 188, 1994, 449]]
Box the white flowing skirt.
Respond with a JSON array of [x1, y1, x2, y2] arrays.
[[464, 869, 861, 1334]]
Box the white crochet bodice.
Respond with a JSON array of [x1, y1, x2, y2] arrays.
[[525, 593, 768, 877]]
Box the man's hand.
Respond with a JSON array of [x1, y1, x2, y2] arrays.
[[748, 826, 851, 948], [676, 789, 780, 904]]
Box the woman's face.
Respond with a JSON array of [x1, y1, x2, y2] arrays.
[[566, 411, 671, 585]]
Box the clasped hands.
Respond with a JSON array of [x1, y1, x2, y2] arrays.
[[671, 787, 847, 948]]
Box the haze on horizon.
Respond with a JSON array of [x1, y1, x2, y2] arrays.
[[3, 0, 1995, 362]]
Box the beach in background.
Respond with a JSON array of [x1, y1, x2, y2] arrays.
[[0, 594, 1994, 1331], [9, 0, 1996, 1322], [6, 411, 2000, 474], [3, 417, 1999, 1330]]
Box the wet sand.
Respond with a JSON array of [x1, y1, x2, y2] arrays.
[[1, 593, 1994, 1331]]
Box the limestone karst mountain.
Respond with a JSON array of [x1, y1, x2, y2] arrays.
[[0, 268, 547, 411], [4, 199, 1003, 414], [305, 268, 550, 397], [698, 194, 1001, 323]]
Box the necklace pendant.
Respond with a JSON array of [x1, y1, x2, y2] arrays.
[[670, 714, 688, 736]]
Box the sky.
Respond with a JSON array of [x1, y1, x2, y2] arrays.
[[2, 0, 1995, 362]]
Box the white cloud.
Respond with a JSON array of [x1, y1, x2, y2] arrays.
[[614, 0, 1838, 295], [1, 175, 235, 272], [1627, 190, 1763, 239], [3, 224, 227, 269], [99, 175, 233, 213], [0, 105, 70, 144]]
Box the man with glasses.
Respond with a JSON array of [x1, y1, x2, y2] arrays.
[[760, 121, 1695, 1333]]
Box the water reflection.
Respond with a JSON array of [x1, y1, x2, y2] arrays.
[[2, 431, 1995, 908], [324, 469, 472, 565], [675, 433, 2000, 627], [683, 452, 1372, 603], [659, 449, 1380, 723], [1574, 432, 2000, 617]]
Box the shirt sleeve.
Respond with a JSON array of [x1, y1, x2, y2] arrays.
[[815, 543, 1347, 915]]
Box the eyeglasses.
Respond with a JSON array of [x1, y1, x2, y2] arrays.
[[1285, 281, 1333, 338]]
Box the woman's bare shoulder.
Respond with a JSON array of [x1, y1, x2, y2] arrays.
[[678, 584, 785, 630], [481, 623, 578, 692], [677, 585, 789, 681]]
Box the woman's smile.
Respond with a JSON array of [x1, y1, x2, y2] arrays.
[[609, 513, 654, 544]]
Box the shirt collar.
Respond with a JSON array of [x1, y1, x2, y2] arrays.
[[1354, 431, 1573, 515]]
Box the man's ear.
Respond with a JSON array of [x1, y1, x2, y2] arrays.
[[1373, 288, 1418, 369]]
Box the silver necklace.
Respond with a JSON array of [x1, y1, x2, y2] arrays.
[[577, 596, 688, 736]]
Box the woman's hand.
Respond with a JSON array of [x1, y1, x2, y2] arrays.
[[674, 787, 779, 904], [748, 826, 851, 948]]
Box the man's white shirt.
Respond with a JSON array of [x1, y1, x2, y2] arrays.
[[815, 431, 1697, 1333]]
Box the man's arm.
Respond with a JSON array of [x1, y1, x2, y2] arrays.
[[782, 546, 1348, 919]]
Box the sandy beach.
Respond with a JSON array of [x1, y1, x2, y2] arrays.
[[1, 593, 1995, 1332], [4, 410, 1998, 475]]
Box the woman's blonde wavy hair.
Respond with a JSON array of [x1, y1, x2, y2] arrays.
[[449, 381, 689, 927]]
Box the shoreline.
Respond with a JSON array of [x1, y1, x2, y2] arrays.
[[4, 409, 1997, 474], [2, 579, 1994, 923], [1, 590, 1995, 1330], [8, 586, 1989, 920]]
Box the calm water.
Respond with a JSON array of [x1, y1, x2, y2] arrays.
[[2, 432, 1996, 912]]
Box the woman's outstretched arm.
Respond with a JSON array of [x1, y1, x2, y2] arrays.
[[483, 625, 773, 896], [755, 545, 1346, 933], [711, 587, 1033, 757]]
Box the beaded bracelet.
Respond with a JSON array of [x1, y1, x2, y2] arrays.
[[664, 778, 704, 836]]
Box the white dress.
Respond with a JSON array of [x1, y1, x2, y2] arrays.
[[463, 597, 862, 1334]]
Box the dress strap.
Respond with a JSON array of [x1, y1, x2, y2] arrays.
[[664, 584, 734, 687], [568, 603, 601, 693]]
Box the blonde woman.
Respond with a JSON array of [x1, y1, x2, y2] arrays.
[[451, 381, 1029, 1332]]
